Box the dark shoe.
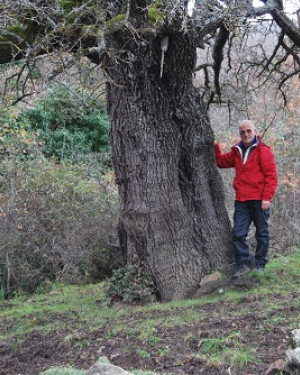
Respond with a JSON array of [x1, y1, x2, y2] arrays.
[[235, 265, 251, 277], [253, 266, 265, 274]]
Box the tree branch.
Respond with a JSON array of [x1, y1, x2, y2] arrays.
[[212, 24, 229, 97], [259, 0, 300, 47]]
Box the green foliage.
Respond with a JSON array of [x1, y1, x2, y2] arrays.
[[138, 349, 151, 358], [0, 107, 38, 160], [148, 5, 164, 25], [7, 25, 27, 39], [57, 0, 91, 12], [105, 266, 155, 305], [20, 85, 110, 160], [106, 14, 126, 29]]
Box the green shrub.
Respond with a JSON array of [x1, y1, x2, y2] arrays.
[[20, 85, 110, 160], [0, 107, 39, 160], [105, 266, 156, 305]]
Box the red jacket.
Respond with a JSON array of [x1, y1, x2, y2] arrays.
[[215, 138, 278, 202]]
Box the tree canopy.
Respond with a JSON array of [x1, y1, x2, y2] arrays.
[[0, 1, 299, 104]]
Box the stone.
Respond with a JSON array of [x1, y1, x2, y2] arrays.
[[85, 363, 134, 375], [265, 359, 285, 375], [284, 348, 300, 375], [199, 272, 222, 286], [291, 330, 300, 349], [194, 275, 255, 297]]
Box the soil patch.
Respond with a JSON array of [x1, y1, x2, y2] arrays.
[[0, 285, 297, 375]]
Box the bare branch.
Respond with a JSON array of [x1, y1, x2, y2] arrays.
[[259, 0, 300, 47], [259, 31, 285, 75], [280, 40, 300, 67], [212, 23, 229, 97]]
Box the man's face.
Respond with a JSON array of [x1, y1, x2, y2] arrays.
[[239, 123, 256, 147]]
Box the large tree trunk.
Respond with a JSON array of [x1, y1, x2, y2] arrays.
[[104, 6, 235, 301]]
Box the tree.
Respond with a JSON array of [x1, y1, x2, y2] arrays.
[[0, 0, 299, 300]]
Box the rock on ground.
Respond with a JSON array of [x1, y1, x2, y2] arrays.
[[284, 348, 300, 375], [291, 330, 300, 349], [85, 363, 133, 375], [265, 359, 285, 375]]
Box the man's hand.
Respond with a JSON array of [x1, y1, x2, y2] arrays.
[[262, 200, 271, 210]]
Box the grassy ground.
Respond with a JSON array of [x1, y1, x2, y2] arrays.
[[0, 247, 299, 375]]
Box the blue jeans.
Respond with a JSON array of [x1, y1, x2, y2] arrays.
[[233, 200, 270, 268]]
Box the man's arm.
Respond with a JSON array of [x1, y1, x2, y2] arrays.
[[214, 141, 235, 168], [260, 146, 278, 207], [261, 200, 271, 210]]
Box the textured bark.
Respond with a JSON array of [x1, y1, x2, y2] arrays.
[[105, 21, 235, 301]]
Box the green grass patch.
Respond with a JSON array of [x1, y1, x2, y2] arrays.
[[198, 333, 258, 368], [1, 248, 299, 374]]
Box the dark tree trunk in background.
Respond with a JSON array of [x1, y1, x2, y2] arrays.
[[104, 4, 235, 300]]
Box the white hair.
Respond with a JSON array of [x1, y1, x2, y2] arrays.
[[238, 120, 256, 130]]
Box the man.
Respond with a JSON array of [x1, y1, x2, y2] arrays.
[[214, 120, 278, 276]]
